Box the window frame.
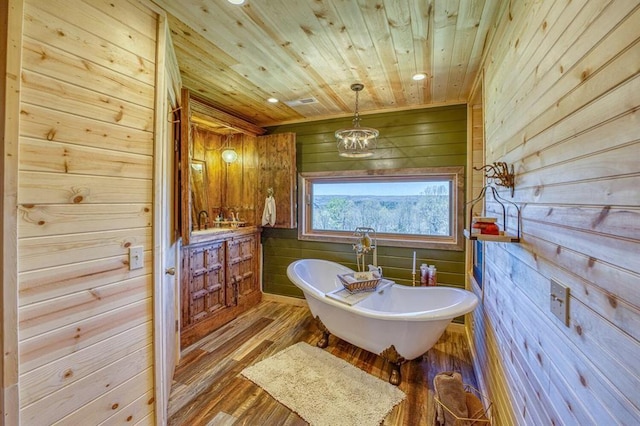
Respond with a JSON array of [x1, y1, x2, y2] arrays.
[[297, 167, 465, 251]]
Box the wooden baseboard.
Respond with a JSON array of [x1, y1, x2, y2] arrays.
[[446, 322, 466, 334], [261, 292, 308, 307], [464, 322, 492, 419], [181, 291, 262, 348]]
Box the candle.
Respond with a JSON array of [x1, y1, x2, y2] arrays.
[[412, 251, 416, 274]]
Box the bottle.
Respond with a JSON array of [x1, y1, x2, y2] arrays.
[[420, 264, 429, 286], [428, 265, 437, 286]]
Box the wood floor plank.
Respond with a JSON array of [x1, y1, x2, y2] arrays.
[[168, 300, 479, 426], [169, 341, 273, 425], [177, 317, 275, 388]]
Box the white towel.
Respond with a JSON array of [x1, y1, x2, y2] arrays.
[[261, 195, 276, 226]]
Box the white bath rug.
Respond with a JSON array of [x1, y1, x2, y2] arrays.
[[240, 342, 406, 426]]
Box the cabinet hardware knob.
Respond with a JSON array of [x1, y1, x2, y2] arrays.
[[165, 267, 176, 275]]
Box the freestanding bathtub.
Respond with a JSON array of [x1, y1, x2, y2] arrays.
[[286, 258, 479, 384]]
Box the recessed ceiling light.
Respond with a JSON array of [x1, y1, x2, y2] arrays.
[[228, 0, 245, 4], [412, 73, 427, 81], [267, 97, 279, 103]]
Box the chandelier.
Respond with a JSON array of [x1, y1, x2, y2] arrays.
[[335, 83, 378, 158]]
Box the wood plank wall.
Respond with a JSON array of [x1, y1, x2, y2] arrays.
[[263, 105, 467, 296], [471, 1, 640, 424], [470, 104, 485, 212], [16, 1, 158, 423]]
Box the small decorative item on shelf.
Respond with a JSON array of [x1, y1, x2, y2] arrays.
[[465, 185, 520, 242], [471, 217, 500, 235], [465, 162, 521, 243]]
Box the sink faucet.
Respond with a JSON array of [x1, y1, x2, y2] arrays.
[[198, 210, 209, 230]]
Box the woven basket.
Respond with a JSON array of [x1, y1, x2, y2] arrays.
[[337, 273, 381, 293], [434, 384, 492, 425]]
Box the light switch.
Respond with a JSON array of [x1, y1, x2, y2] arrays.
[[129, 246, 144, 270], [550, 278, 569, 327]]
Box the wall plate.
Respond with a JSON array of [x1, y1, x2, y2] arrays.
[[129, 246, 144, 270], [550, 278, 570, 327]]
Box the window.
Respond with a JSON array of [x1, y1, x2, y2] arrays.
[[298, 167, 464, 250], [472, 240, 484, 287]]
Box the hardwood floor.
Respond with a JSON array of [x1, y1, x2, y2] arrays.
[[168, 299, 478, 426]]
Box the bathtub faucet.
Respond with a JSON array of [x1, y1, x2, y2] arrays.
[[368, 264, 383, 277], [198, 210, 209, 230]]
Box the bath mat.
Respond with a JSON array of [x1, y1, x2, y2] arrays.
[[240, 342, 406, 426]]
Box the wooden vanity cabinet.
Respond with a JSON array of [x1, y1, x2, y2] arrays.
[[227, 233, 260, 301], [178, 92, 294, 346], [180, 230, 261, 347]]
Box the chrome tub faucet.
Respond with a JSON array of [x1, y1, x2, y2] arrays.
[[198, 210, 209, 230]]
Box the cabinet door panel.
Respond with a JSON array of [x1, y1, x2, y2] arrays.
[[187, 242, 226, 325], [257, 133, 296, 228], [227, 234, 258, 299]]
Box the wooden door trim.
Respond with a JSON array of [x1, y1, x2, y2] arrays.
[[2, 0, 23, 423]]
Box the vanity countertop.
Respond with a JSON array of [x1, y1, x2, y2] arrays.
[[188, 225, 260, 245]]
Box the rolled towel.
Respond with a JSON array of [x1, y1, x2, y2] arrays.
[[339, 274, 357, 284], [434, 371, 468, 425]]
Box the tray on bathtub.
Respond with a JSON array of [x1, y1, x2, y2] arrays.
[[337, 272, 381, 293], [327, 279, 393, 306]]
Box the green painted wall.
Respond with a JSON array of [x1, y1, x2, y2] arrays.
[[262, 104, 467, 299]]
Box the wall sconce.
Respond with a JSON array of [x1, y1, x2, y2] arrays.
[[221, 148, 238, 163], [221, 135, 238, 164]]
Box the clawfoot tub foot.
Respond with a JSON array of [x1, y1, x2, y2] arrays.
[[314, 316, 330, 348], [389, 363, 402, 386], [381, 345, 406, 386]]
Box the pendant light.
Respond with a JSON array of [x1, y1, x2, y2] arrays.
[[335, 83, 378, 158], [221, 134, 238, 164]]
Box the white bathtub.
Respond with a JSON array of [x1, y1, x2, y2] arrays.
[[286, 258, 479, 384]]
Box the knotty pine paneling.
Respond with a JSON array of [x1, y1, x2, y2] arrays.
[[154, 0, 503, 126], [18, 103, 154, 155], [19, 323, 151, 407], [192, 127, 260, 227], [16, 0, 158, 423], [19, 300, 152, 374], [471, 1, 640, 424], [20, 70, 154, 131], [263, 105, 467, 298]]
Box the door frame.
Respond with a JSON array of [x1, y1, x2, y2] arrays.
[[152, 11, 182, 425], [2, 0, 23, 423]]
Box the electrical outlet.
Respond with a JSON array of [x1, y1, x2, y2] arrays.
[[129, 246, 144, 270], [550, 278, 570, 327]]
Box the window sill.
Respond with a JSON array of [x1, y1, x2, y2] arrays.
[[298, 231, 464, 251]]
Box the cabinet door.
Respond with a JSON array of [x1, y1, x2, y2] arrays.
[[257, 133, 296, 228], [226, 233, 259, 301], [187, 242, 226, 325]]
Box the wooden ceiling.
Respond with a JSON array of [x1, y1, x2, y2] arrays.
[[154, 0, 505, 127]]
